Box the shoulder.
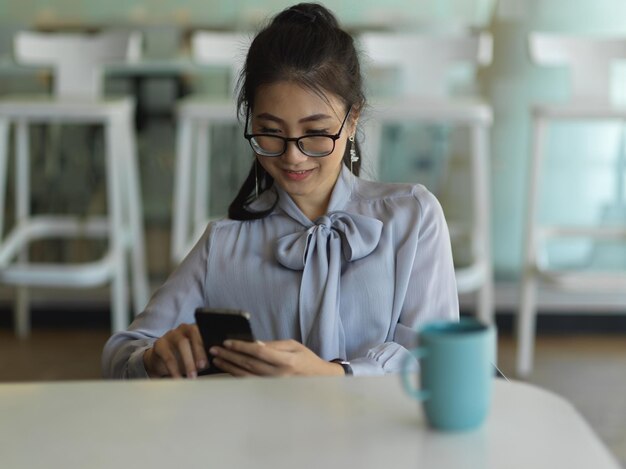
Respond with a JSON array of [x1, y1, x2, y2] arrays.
[[353, 177, 442, 215], [208, 217, 241, 231], [204, 212, 286, 239], [205, 216, 259, 237], [351, 177, 448, 241], [199, 218, 243, 249]]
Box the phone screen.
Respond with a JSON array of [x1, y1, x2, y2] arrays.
[[195, 308, 255, 375]]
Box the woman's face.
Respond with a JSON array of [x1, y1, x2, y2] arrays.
[[250, 81, 355, 220]]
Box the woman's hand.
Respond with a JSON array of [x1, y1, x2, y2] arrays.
[[210, 339, 345, 377], [143, 323, 208, 379]]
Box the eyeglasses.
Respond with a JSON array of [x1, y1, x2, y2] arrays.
[[244, 107, 352, 158]]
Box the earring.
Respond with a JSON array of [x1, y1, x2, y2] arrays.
[[349, 135, 358, 174], [254, 159, 259, 199]]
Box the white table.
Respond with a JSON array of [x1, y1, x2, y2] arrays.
[[0, 376, 619, 469]]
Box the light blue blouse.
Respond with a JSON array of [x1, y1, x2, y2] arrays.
[[102, 166, 459, 378]]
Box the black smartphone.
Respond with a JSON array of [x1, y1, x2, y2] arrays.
[[194, 308, 255, 375]]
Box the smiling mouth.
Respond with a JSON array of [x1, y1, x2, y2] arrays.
[[284, 169, 313, 174], [282, 168, 315, 181]]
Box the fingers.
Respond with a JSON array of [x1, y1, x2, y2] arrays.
[[223, 339, 267, 356], [224, 340, 284, 367], [212, 357, 255, 377], [189, 325, 209, 370], [147, 324, 208, 379], [211, 343, 278, 376], [263, 339, 302, 352], [225, 339, 297, 357], [147, 333, 316, 378], [151, 338, 183, 378], [178, 338, 198, 379], [210, 340, 303, 376]]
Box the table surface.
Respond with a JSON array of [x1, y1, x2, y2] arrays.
[[0, 375, 620, 469]]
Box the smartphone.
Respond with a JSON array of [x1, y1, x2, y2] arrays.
[[194, 308, 255, 375]]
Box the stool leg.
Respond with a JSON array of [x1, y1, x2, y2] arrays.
[[194, 120, 209, 238], [172, 116, 194, 263], [517, 272, 538, 377], [15, 120, 30, 338], [471, 124, 494, 324], [516, 116, 546, 377], [0, 118, 9, 238], [120, 113, 149, 315], [105, 118, 129, 332], [15, 288, 30, 339], [110, 250, 129, 333]]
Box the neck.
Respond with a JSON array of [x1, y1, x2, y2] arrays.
[[292, 193, 331, 221], [293, 166, 344, 221]]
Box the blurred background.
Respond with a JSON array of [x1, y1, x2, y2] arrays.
[[0, 0, 625, 464]]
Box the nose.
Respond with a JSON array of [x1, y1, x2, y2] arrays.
[[281, 140, 308, 163]]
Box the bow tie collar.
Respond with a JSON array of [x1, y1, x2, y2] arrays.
[[275, 210, 383, 359], [276, 212, 383, 269]]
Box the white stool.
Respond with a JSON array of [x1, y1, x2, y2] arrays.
[[517, 33, 626, 377], [171, 32, 249, 263], [0, 31, 149, 337], [359, 32, 495, 325]]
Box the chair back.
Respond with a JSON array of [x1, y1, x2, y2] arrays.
[[191, 32, 251, 94], [529, 33, 626, 103], [14, 30, 141, 100], [358, 32, 492, 98]]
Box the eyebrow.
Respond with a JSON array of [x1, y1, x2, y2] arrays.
[[255, 112, 333, 124]]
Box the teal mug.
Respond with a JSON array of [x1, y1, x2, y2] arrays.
[[401, 318, 497, 431]]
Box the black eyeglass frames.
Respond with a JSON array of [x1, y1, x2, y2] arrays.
[[243, 107, 352, 158]]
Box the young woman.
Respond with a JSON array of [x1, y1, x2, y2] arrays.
[[102, 3, 459, 379]]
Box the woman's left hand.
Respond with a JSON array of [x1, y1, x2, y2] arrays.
[[210, 339, 345, 377]]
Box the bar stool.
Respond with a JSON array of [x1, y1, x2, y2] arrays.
[[358, 31, 495, 325], [0, 31, 149, 337], [517, 33, 626, 376], [171, 32, 249, 263]]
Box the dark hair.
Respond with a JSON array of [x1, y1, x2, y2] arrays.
[[228, 2, 366, 220]]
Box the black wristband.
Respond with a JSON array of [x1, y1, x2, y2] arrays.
[[332, 359, 353, 376]]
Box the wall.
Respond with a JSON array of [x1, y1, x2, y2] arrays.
[[0, 0, 494, 29], [486, 0, 626, 276], [1, 0, 625, 279]]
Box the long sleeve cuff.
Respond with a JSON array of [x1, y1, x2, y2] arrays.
[[125, 345, 152, 379], [349, 342, 418, 376], [102, 335, 155, 379], [349, 357, 386, 376]]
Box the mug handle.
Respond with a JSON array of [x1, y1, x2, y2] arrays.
[[401, 348, 430, 401]]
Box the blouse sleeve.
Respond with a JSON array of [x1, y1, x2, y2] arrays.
[[101, 224, 213, 379], [349, 186, 460, 376]]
